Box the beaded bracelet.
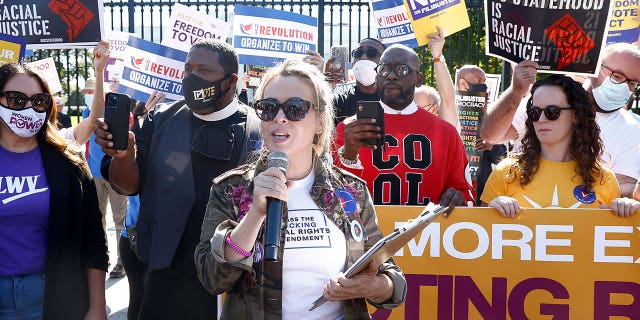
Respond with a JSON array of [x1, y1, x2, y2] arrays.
[[225, 233, 252, 257]]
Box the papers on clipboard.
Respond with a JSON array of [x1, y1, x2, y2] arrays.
[[308, 203, 448, 311]]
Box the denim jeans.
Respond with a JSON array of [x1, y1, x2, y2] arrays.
[[0, 272, 45, 320]]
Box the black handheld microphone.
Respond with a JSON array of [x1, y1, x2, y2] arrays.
[[264, 151, 289, 261]]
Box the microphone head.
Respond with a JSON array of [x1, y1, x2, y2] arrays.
[[267, 151, 289, 173]]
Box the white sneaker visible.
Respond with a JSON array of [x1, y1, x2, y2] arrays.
[[109, 264, 126, 278]]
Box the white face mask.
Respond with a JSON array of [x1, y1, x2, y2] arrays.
[[592, 76, 632, 112], [0, 104, 46, 138], [84, 94, 93, 108], [352, 60, 378, 87]]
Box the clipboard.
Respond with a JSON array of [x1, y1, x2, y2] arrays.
[[308, 203, 448, 311]]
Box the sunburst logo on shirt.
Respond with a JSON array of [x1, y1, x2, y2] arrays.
[[522, 185, 583, 209]]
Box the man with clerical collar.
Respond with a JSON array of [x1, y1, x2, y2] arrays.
[[95, 39, 260, 319]]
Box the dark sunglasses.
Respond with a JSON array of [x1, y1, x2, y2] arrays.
[[351, 47, 380, 60], [527, 105, 573, 121], [253, 97, 315, 122], [0, 91, 52, 113]]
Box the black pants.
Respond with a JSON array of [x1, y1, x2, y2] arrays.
[[119, 236, 145, 320], [137, 266, 217, 319]]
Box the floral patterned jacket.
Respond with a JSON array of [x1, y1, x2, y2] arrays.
[[195, 156, 407, 319]]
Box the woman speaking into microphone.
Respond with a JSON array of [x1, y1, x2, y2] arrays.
[[195, 59, 406, 319]]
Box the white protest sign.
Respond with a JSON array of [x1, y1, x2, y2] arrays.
[[162, 3, 231, 49], [27, 57, 62, 94], [120, 35, 187, 102]]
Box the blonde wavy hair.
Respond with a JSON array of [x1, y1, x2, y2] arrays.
[[253, 59, 335, 158]]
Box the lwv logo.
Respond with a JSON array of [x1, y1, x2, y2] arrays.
[[0, 175, 48, 204]]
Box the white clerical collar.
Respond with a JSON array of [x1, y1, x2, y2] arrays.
[[380, 100, 418, 115], [192, 99, 239, 121]]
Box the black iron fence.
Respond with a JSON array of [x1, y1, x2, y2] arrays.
[[27, 0, 637, 116]]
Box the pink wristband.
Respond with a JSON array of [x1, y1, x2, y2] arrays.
[[225, 234, 252, 257]]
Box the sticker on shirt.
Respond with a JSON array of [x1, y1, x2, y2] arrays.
[[350, 220, 363, 243], [285, 209, 335, 249], [334, 188, 357, 215], [254, 139, 263, 151], [253, 241, 264, 263], [573, 185, 596, 204]]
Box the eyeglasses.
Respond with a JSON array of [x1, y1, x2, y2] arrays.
[[601, 64, 639, 89], [375, 63, 413, 78], [253, 97, 315, 122], [351, 47, 380, 60], [0, 91, 52, 113], [526, 105, 574, 121]]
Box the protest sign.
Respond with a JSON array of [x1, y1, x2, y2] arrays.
[[485, 0, 612, 76], [0, 33, 27, 63], [369, 0, 419, 48], [367, 206, 640, 319], [403, 0, 470, 46], [246, 65, 267, 89], [0, 0, 103, 49], [103, 30, 133, 82], [162, 3, 231, 50], [606, 0, 640, 45], [455, 91, 487, 181], [119, 36, 187, 103], [334, 68, 357, 96], [233, 5, 317, 67], [26, 57, 62, 93]]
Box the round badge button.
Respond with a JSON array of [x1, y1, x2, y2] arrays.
[[573, 185, 596, 204], [350, 220, 364, 243]]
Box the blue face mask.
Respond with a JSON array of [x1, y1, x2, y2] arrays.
[[592, 76, 632, 112], [84, 94, 93, 108]]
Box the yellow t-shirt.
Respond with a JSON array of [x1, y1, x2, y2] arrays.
[[480, 157, 620, 208]]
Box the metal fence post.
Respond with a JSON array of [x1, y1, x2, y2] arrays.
[[128, 0, 136, 34], [317, 0, 325, 55]]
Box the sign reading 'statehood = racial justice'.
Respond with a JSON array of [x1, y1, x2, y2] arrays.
[[484, 0, 612, 76], [0, 0, 103, 49]]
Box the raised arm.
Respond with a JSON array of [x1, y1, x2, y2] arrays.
[[480, 60, 538, 143], [428, 26, 458, 129], [73, 40, 110, 145]]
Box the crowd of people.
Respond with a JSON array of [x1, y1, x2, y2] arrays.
[[1, 16, 639, 320]]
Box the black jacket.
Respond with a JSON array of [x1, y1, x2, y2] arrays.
[[40, 142, 108, 319]]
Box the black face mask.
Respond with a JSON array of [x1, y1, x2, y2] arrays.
[[468, 83, 488, 93], [182, 73, 230, 112]]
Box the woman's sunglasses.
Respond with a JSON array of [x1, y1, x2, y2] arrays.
[[351, 47, 380, 60], [253, 97, 315, 122], [527, 105, 573, 121], [0, 91, 52, 113]]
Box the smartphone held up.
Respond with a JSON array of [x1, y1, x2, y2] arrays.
[[104, 92, 131, 150], [356, 100, 385, 149], [325, 46, 348, 82]]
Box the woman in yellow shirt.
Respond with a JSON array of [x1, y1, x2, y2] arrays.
[[481, 74, 639, 217]]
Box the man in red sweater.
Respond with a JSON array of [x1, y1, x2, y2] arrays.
[[334, 43, 473, 211]]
